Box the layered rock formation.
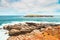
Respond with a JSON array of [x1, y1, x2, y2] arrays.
[[3, 22, 60, 40]]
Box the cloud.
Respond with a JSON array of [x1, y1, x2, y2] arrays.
[[7, 0, 20, 3], [0, 0, 60, 15], [11, 0, 58, 11]]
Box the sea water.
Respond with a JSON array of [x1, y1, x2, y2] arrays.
[[0, 15, 60, 25], [0, 15, 60, 40]]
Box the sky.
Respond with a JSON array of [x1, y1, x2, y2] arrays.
[[0, 0, 60, 15]]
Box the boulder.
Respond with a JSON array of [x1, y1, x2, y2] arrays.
[[3, 25, 12, 30], [9, 29, 20, 36]]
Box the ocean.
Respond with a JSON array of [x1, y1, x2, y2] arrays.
[[0, 15, 60, 40], [0, 15, 60, 25]]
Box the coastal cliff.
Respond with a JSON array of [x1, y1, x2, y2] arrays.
[[3, 22, 60, 40]]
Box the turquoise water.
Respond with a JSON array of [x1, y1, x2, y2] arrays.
[[0, 16, 60, 25]]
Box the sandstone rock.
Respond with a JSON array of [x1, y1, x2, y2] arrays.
[[9, 29, 20, 36], [3, 22, 60, 40], [3, 25, 12, 30]]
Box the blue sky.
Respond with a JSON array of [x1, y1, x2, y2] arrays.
[[0, 0, 60, 15]]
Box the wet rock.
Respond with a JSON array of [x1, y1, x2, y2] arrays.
[[3, 24, 21, 30], [3, 25, 12, 30], [26, 22, 37, 26]]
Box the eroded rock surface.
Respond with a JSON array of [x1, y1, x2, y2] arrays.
[[3, 22, 60, 40]]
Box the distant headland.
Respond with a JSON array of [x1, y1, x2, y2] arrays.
[[24, 14, 53, 17]]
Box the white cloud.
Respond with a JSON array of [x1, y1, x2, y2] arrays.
[[0, 0, 60, 15], [11, 0, 59, 12]]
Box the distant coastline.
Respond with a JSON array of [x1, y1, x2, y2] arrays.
[[24, 15, 54, 17]]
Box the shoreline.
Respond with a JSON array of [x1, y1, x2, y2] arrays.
[[1, 21, 60, 26], [0, 21, 60, 29], [3, 22, 60, 40], [0, 21, 60, 40]]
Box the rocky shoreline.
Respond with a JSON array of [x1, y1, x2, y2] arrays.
[[3, 22, 60, 40]]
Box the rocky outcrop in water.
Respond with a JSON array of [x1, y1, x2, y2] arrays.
[[3, 22, 45, 36], [3, 22, 60, 40]]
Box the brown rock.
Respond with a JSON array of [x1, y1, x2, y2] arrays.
[[9, 29, 20, 36], [3, 25, 12, 30], [3, 22, 60, 40], [7, 36, 19, 40]]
